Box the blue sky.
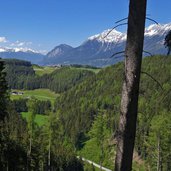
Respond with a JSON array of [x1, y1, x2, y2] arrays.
[[0, 0, 171, 53]]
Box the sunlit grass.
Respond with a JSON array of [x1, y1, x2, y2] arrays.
[[33, 65, 57, 76], [11, 88, 59, 103], [22, 112, 48, 127]]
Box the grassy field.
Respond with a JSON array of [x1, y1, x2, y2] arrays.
[[33, 65, 58, 76], [33, 64, 101, 75], [11, 89, 59, 103], [72, 67, 101, 74], [22, 112, 48, 127]]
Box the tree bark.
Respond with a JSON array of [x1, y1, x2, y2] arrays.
[[48, 134, 51, 171], [114, 0, 147, 171], [157, 136, 162, 171]]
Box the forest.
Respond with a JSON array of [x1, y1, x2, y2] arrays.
[[4, 58, 95, 93], [1, 0, 171, 170], [0, 55, 171, 170]]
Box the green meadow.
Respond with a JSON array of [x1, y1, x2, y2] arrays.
[[73, 67, 101, 74], [33, 65, 58, 76], [11, 88, 59, 103], [22, 112, 48, 127]]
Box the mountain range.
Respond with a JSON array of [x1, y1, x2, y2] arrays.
[[0, 23, 171, 66], [0, 47, 45, 64]]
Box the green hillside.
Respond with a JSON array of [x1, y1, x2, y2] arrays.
[[54, 55, 171, 170], [2, 56, 171, 170], [33, 64, 57, 76], [4, 58, 95, 93], [3, 58, 35, 89]]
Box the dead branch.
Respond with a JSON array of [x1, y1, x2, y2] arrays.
[[143, 50, 153, 56], [110, 51, 125, 58], [146, 17, 159, 25], [103, 23, 127, 39], [115, 17, 158, 25], [115, 17, 128, 24]]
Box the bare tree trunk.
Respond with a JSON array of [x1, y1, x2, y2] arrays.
[[27, 124, 32, 171], [114, 0, 147, 171], [48, 136, 51, 171], [157, 136, 162, 171]]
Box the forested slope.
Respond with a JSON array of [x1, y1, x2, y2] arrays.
[[55, 55, 171, 170], [4, 58, 95, 93], [0, 59, 84, 170]]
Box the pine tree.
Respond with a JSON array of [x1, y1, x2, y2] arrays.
[[0, 58, 8, 121], [26, 98, 37, 170], [164, 30, 171, 55]]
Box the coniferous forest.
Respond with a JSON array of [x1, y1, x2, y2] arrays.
[[0, 55, 171, 170], [0, 1, 171, 171]]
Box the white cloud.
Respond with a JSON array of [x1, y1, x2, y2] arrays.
[[10, 40, 32, 47], [0, 37, 7, 43]]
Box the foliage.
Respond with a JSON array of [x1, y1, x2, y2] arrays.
[[4, 59, 35, 89], [80, 111, 113, 169], [22, 112, 48, 127], [164, 30, 171, 55], [12, 98, 51, 115], [1, 56, 171, 170], [36, 66, 95, 93], [0, 60, 84, 170], [0, 58, 9, 120], [54, 55, 171, 169], [33, 64, 56, 76], [4, 59, 95, 93]]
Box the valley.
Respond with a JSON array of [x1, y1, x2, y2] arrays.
[[2, 55, 171, 170], [1, 1, 171, 170]]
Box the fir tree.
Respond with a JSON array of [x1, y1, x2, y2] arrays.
[[0, 58, 8, 121], [164, 30, 171, 55]]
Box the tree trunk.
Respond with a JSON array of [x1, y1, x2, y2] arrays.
[[114, 0, 147, 171], [48, 135, 51, 171], [157, 136, 162, 171]]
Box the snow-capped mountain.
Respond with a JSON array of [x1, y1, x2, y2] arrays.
[[88, 29, 126, 43], [43, 23, 171, 67], [0, 47, 45, 64]]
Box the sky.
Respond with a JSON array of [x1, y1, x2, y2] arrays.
[[0, 0, 171, 53]]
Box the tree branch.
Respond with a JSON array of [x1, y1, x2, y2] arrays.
[[103, 23, 127, 39], [115, 17, 158, 25], [110, 51, 125, 58], [143, 50, 153, 56], [115, 18, 128, 24], [141, 71, 163, 90], [146, 17, 159, 25]]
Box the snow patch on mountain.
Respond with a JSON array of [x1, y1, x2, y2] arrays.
[[88, 29, 126, 43], [0, 47, 45, 54], [88, 23, 171, 43], [145, 23, 171, 36]]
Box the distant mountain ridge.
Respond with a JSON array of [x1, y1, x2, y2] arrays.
[[0, 47, 45, 64], [43, 23, 171, 67], [1, 23, 170, 66], [46, 44, 73, 58]]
